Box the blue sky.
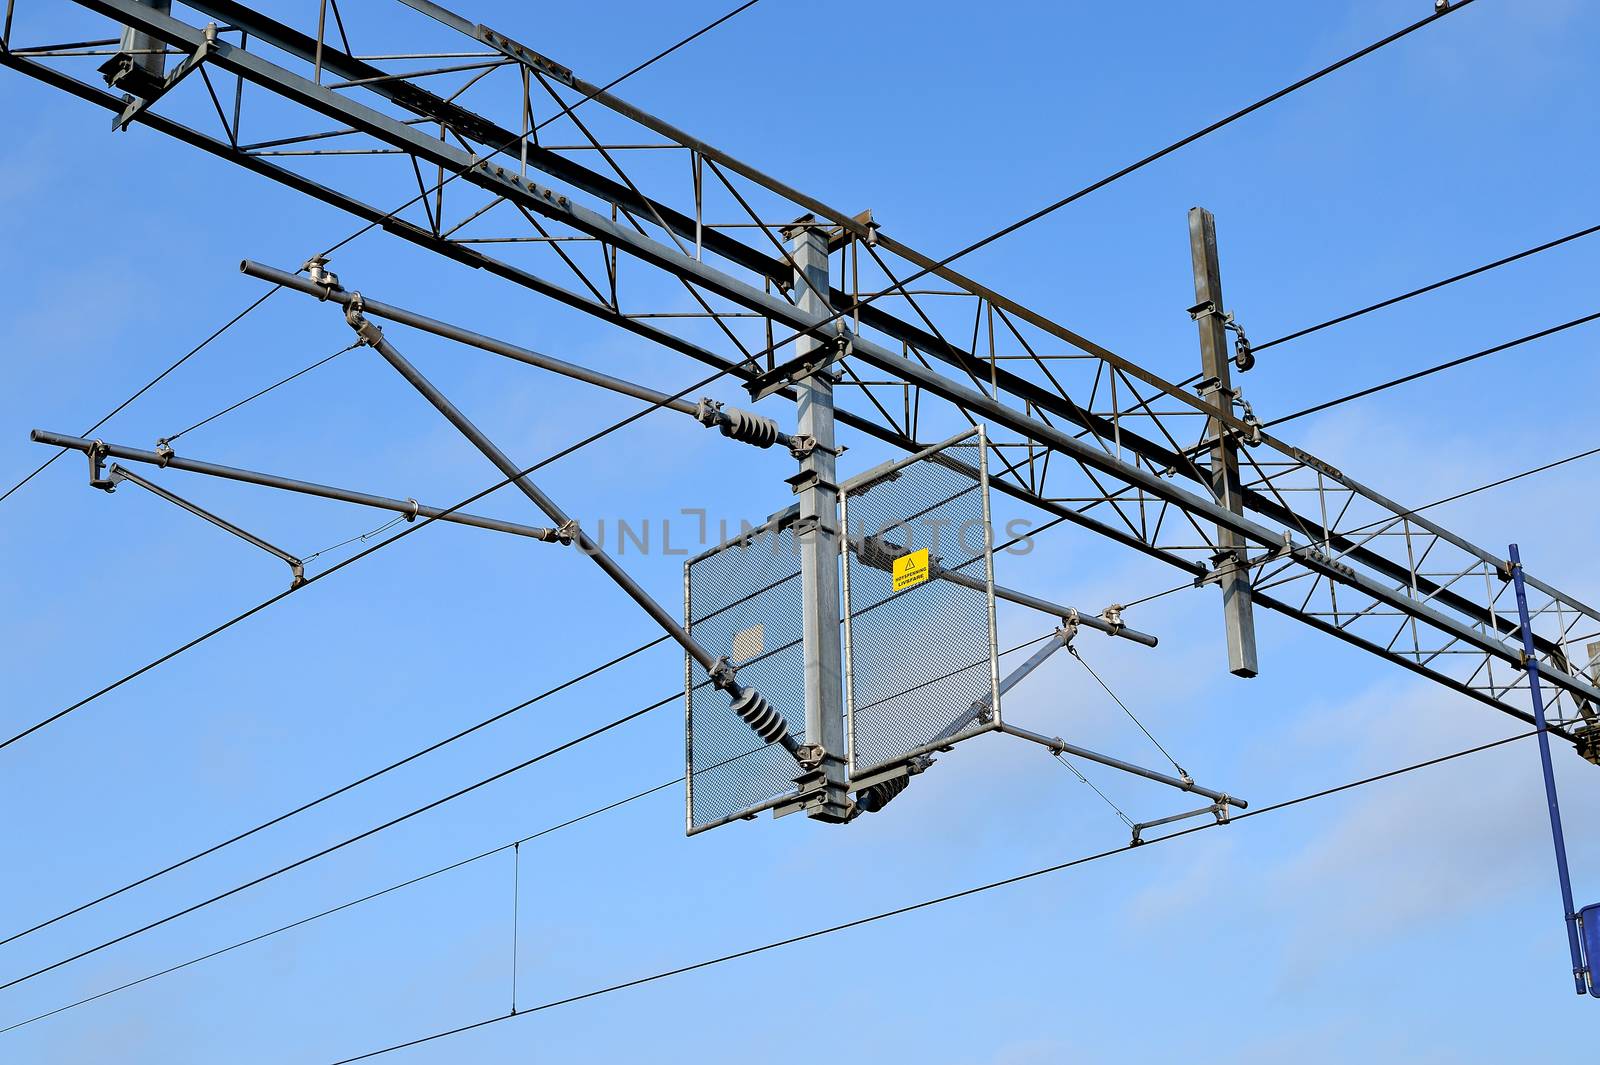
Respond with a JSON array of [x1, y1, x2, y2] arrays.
[[1, 0, 1597, 1061]]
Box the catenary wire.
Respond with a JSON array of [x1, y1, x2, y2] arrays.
[[160, 341, 361, 445], [1262, 309, 1600, 429], [0, 631, 1056, 1001], [1052, 753, 1135, 829], [0, 775, 680, 1036], [1067, 641, 1187, 779], [755, 0, 1477, 357], [0, 635, 668, 950], [1252, 221, 1600, 353], [327, 728, 1537, 1064], [0, 287, 281, 507], [912, 2, 1476, 279]]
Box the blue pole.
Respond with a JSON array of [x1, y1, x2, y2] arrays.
[[1507, 543, 1589, 995]]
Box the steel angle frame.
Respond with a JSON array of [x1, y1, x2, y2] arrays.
[[839, 426, 1001, 780], [683, 507, 807, 835]]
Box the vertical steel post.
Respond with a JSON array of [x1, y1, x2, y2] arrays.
[[788, 218, 850, 821], [117, 0, 172, 85], [1189, 207, 1258, 678], [1509, 544, 1589, 995]]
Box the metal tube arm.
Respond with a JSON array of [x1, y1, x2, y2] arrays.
[[31, 430, 565, 543], [849, 533, 1157, 647], [338, 299, 802, 760], [998, 721, 1245, 810], [106, 463, 305, 587], [240, 260, 794, 452]]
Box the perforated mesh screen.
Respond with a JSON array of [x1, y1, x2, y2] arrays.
[[685, 517, 805, 833], [842, 430, 998, 775]]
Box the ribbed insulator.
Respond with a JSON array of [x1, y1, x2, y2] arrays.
[[728, 687, 789, 746], [856, 773, 911, 814], [717, 407, 780, 449]]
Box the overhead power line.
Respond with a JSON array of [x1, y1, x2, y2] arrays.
[[1, 631, 1057, 1003], [0, 287, 280, 508], [1264, 309, 1600, 428], [329, 729, 1537, 1064], [0, 692, 676, 996], [0, 775, 681, 1036], [0, 635, 668, 950], [160, 341, 361, 446], [1253, 221, 1600, 353], [830, 0, 1477, 325]]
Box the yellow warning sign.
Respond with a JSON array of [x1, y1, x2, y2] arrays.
[[892, 548, 931, 592]]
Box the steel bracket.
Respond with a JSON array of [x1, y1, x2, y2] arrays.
[[86, 439, 116, 491], [106, 22, 216, 131], [744, 326, 854, 402]]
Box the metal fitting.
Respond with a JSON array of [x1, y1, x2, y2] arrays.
[[693, 397, 723, 428], [1233, 396, 1264, 446], [794, 743, 826, 769], [86, 440, 115, 491], [154, 439, 175, 467], [553, 518, 579, 546], [304, 255, 340, 292], [1061, 608, 1080, 645], [1100, 603, 1125, 635], [708, 655, 738, 691], [343, 293, 385, 347]]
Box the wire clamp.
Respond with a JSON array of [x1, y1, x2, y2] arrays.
[[154, 439, 176, 467], [1100, 603, 1125, 636], [1212, 799, 1231, 825], [86, 439, 115, 492], [693, 397, 723, 428], [708, 656, 739, 692], [304, 255, 340, 292], [403, 498, 420, 523], [794, 743, 826, 770], [1232, 395, 1264, 446], [343, 292, 384, 347]]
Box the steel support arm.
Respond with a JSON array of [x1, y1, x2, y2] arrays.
[[848, 532, 1157, 647], [338, 301, 801, 756], [106, 462, 304, 586], [31, 430, 564, 542], [239, 260, 794, 452], [998, 722, 1244, 810]]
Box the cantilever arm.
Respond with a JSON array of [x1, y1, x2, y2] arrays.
[[850, 533, 1158, 647], [107, 463, 305, 587], [338, 298, 804, 761], [32, 430, 567, 544]]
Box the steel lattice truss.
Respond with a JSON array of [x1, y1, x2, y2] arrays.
[[5, 0, 1598, 746]]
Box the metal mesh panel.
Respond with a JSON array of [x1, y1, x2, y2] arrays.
[[842, 429, 999, 775], [685, 517, 805, 833]]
